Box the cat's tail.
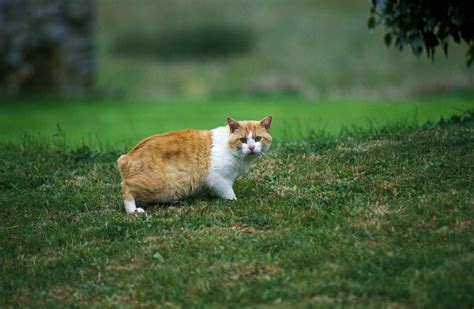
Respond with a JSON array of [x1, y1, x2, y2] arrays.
[[117, 154, 127, 163], [117, 155, 137, 209]]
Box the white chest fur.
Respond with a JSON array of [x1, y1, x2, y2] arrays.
[[205, 126, 256, 200]]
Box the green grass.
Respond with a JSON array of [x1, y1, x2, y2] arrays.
[[1, 93, 473, 148], [1, 112, 473, 307]]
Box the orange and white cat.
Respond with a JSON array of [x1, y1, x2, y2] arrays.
[[117, 116, 272, 213]]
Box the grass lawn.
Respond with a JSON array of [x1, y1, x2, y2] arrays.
[[0, 93, 473, 148], [1, 110, 473, 307]]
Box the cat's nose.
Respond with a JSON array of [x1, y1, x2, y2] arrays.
[[248, 144, 255, 151]]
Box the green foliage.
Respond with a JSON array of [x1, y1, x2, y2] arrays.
[[368, 0, 474, 67], [1, 114, 473, 306]]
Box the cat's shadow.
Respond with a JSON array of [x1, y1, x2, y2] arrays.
[[136, 192, 218, 211]]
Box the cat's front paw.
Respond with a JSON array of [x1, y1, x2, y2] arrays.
[[226, 192, 237, 201], [135, 208, 145, 213]]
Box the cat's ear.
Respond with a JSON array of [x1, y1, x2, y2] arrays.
[[260, 115, 272, 131], [227, 117, 240, 133]]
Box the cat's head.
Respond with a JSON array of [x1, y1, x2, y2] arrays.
[[227, 116, 272, 157]]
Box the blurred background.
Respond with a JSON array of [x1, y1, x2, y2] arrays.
[[0, 0, 473, 147], [97, 0, 473, 98]]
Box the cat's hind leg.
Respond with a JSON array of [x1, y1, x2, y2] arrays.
[[121, 182, 145, 214], [124, 198, 145, 214]]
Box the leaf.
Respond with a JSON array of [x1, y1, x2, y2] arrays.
[[410, 37, 423, 57], [367, 17, 376, 30], [450, 13, 463, 27], [395, 35, 405, 50], [375, 0, 387, 11], [452, 31, 460, 43], [442, 41, 448, 57], [384, 33, 392, 47], [152, 252, 165, 263], [467, 55, 473, 68]]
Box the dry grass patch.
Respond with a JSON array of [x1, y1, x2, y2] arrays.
[[45, 285, 85, 303], [350, 201, 403, 232], [212, 261, 282, 287], [336, 139, 398, 153], [197, 224, 269, 235]]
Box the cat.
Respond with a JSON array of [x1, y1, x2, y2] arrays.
[[117, 116, 272, 213]]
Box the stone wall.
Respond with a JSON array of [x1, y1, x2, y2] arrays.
[[0, 0, 95, 95]]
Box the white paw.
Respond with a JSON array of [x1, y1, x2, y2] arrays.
[[226, 193, 237, 200], [135, 208, 145, 213]]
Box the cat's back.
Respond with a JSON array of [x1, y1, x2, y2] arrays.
[[130, 129, 210, 156], [120, 129, 212, 167], [117, 129, 213, 201]]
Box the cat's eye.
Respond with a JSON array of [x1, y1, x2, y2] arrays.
[[255, 136, 262, 142], [240, 137, 247, 143]]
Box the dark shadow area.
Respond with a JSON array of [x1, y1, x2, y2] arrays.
[[137, 192, 218, 210], [112, 23, 254, 60]]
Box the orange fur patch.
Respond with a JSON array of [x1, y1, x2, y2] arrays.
[[118, 129, 212, 202]]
